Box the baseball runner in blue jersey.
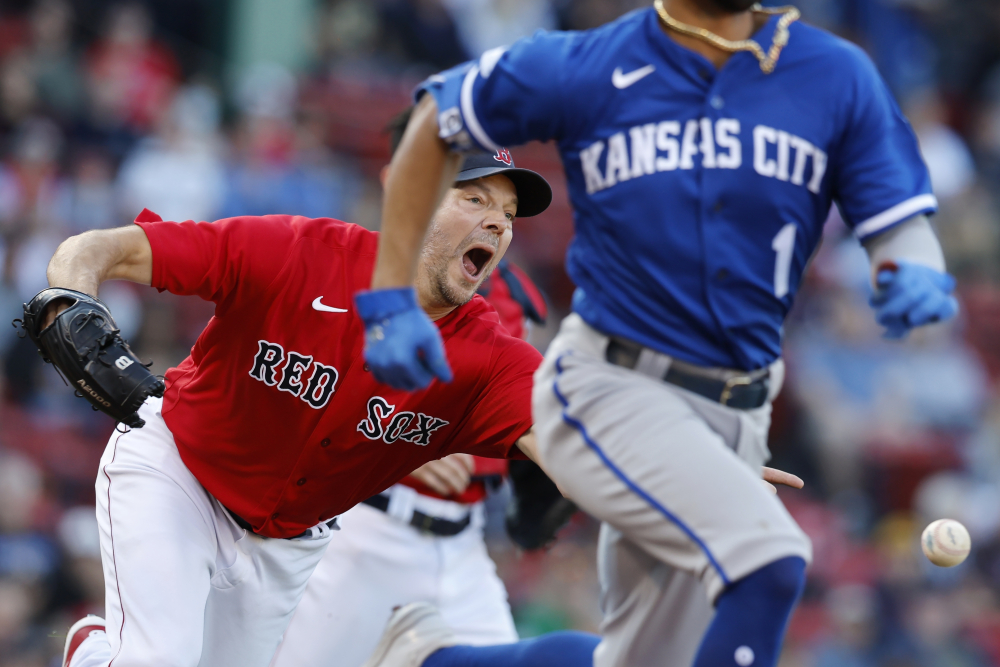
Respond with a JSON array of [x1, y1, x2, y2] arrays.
[[354, 1, 959, 666]]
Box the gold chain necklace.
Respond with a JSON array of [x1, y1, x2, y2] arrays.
[[653, 0, 800, 74]]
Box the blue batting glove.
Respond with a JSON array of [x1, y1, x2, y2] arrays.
[[355, 287, 453, 391], [869, 261, 959, 340]]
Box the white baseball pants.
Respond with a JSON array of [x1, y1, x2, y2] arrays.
[[270, 486, 518, 667], [533, 314, 812, 667], [70, 397, 334, 667]]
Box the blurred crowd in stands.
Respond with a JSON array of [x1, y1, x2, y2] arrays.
[[1, 0, 1000, 665]]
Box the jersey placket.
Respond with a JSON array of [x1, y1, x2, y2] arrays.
[[675, 51, 742, 366], [646, 12, 756, 367], [699, 65, 745, 368], [261, 348, 367, 534], [684, 19, 783, 371]]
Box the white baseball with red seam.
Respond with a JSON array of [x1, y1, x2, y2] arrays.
[[921, 519, 971, 567]]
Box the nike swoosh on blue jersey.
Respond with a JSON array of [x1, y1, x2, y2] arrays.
[[612, 65, 655, 89]]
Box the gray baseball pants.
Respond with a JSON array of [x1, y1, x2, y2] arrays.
[[532, 314, 812, 667]]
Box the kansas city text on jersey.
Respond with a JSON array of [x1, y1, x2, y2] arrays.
[[580, 119, 828, 195]]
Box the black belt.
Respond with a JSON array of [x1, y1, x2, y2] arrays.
[[605, 338, 770, 410], [362, 494, 472, 537], [225, 507, 338, 539]]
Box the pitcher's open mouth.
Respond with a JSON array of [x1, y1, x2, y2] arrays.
[[461, 245, 495, 281]]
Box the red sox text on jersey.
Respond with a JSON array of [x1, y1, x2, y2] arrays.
[[248, 343, 450, 444]]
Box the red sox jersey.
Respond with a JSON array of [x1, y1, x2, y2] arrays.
[[134, 209, 541, 539]]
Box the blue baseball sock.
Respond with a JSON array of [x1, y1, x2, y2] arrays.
[[692, 556, 806, 667], [422, 631, 599, 667]]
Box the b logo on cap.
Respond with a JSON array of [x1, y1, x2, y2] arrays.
[[494, 148, 512, 166]]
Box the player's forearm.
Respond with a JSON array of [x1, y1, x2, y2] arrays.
[[516, 430, 572, 499], [862, 214, 945, 283], [372, 95, 462, 289], [516, 430, 545, 467], [47, 226, 153, 295]]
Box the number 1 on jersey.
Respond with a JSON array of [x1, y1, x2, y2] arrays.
[[771, 223, 797, 298]]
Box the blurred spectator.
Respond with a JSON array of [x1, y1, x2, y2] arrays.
[[117, 84, 225, 223], [554, 0, 645, 31], [0, 119, 64, 298], [965, 397, 1000, 489], [52, 147, 117, 234], [813, 584, 880, 667], [0, 578, 41, 664], [0, 451, 57, 585], [378, 0, 468, 69], [56, 507, 103, 616], [0, 54, 37, 130], [853, 0, 938, 98], [26, 0, 83, 122], [0, 450, 58, 666], [0, 450, 55, 573], [317, 0, 385, 76], [898, 590, 987, 666], [974, 63, 1000, 184], [443, 0, 557, 58], [85, 3, 179, 137], [906, 89, 976, 203], [219, 64, 359, 220], [914, 472, 1000, 547]]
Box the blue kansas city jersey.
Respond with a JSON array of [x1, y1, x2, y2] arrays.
[[417, 7, 936, 371]]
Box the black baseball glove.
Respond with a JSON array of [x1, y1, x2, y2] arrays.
[[505, 459, 578, 550], [13, 288, 165, 428]]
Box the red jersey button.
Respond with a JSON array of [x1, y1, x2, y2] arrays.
[[297, 478, 307, 486], [320, 438, 331, 447]]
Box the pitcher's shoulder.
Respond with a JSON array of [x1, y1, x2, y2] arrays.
[[289, 216, 379, 255]]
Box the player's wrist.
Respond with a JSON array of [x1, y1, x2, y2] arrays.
[[46, 267, 100, 297], [355, 287, 420, 323], [874, 260, 956, 294], [368, 265, 417, 291]]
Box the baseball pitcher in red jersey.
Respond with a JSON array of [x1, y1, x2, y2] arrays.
[[51, 144, 553, 667]]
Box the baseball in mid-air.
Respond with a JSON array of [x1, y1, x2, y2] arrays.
[[921, 519, 971, 567]]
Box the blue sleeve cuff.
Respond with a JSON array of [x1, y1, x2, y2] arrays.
[[415, 61, 501, 154], [853, 194, 938, 241]]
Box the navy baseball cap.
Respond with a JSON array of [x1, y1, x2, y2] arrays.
[[455, 148, 552, 218]]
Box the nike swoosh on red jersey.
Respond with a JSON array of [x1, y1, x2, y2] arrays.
[[312, 297, 348, 313], [612, 65, 655, 89]]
